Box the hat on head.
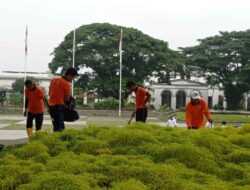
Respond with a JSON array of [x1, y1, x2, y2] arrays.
[[191, 91, 201, 100]]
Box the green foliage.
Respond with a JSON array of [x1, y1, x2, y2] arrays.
[[14, 142, 48, 159], [73, 139, 110, 155], [0, 91, 6, 104], [213, 104, 225, 110], [11, 77, 36, 93], [111, 179, 147, 190], [176, 111, 250, 123], [181, 30, 250, 110], [192, 132, 233, 156], [94, 98, 119, 109], [33, 133, 68, 156], [49, 23, 180, 98], [123, 102, 135, 110], [17, 172, 94, 190], [230, 134, 250, 148], [1, 124, 250, 189], [11, 78, 26, 93], [151, 143, 219, 174], [222, 163, 247, 181], [9, 92, 22, 106], [226, 149, 250, 163]]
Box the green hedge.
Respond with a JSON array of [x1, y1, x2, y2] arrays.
[[9, 92, 23, 106], [1, 125, 250, 189], [94, 98, 119, 110]]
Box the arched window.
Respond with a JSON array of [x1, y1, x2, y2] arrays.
[[247, 97, 250, 111], [208, 96, 213, 109], [161, 90, 171, 108], [218, 95, 224, 109], [176, 90, 186, 109]]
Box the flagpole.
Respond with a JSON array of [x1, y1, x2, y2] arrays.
[[72, 28, 76, 97], [118, 28, 123, 117], [23, 25, 28, 113]]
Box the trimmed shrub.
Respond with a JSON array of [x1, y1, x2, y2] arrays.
[[40, 136, 67, 156], [0, 124, 250, 190], [17, 172, 94, 190], [151, 143, 219, 174], [221, 163, 247, 181], [0, 164, 32, 189], [111, 179, 148, 190], [94, 98, 119, 109], [46, 152, 88, 175], [238, 125, 250, 134], [192, 132, 233, 156], [100, 128, 157, 147], [230, 134, 250, 148], [14, 142, 48, 159], [226, 150, 250, 163], [73, 139, 110, 155]]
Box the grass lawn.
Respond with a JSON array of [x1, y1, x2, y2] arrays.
[[176, 112, 250, 123], [1, 124, 250, 189]]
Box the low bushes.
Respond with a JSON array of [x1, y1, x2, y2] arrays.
[[94, 98, 119, 110], [226, 149, 250, 163], [1, 124, 250, 189], [230, 134, 250, 148], [17, 172, 95, 190], [111, 179, 147, 190]]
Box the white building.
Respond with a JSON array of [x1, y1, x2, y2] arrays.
[[0, 71, 53, 92], [151, 79, 227, 110]]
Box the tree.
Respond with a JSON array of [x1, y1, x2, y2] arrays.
[[49, 23, 180, 98], [181, 30, 250, 110], [0, 90, 6, 105], [12, 77, 36, 93]]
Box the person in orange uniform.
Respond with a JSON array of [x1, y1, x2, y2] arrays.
[[48, 67, 78, 132], [185, 91, 213, 129], [126, 81, 151, 124], [24, 80, 45, 137]]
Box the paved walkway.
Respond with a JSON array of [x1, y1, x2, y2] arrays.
[[0, 124, 9, 129], [15, 120, 87, 126], [0, 115, 185, 146], [0, 130, 28, 145]]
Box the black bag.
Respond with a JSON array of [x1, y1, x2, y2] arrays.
[[64, 109, 79, 122], [65, 96, 76, 110], [64, 97, 79, 122]]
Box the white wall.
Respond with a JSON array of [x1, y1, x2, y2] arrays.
[[152, 84, 209, 110]]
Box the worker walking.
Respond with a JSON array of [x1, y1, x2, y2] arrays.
[[48, 67, 78, 132], [24, 79, 45, 137]]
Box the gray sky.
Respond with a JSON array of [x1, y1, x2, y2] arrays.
[[1, 0, 250, 72]]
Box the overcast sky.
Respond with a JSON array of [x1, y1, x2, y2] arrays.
[[0, 0, 250, 72]]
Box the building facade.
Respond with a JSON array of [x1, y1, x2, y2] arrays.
[[0, 71, 53, 93], [151, 79, 227, 110]]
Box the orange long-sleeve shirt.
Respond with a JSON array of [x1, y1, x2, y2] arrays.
[[185, 98, 211, 129]]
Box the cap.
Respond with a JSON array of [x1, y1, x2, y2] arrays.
[[191, 91, 201, 100]]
